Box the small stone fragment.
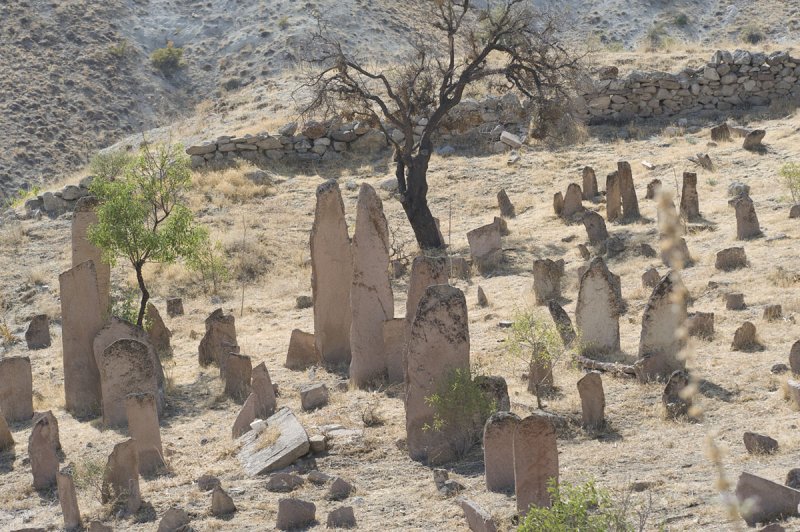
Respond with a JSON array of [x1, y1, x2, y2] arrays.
[[211, 485, 236, 516], [328, 476, 354, 501], [743, 432, 778, 454], [326, 506, 356, 529], [277, 498, 316, 530], [300, 383, 329, 411]]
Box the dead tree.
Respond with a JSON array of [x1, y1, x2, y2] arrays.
[[300, 1, 582, 249]]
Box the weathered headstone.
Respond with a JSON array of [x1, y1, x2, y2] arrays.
[[125, 392, 165, 476], [276, 498, 316, 530], [661, 237, 692, 268], [528, 355, 553, 394], [0, 356, 33, 422], [605, 171, 621, 222], [350, 183, 394, 387], [732, 194, 761, 239], [788, 379, 800, 410], [679, 172, 700, 221], [166, 297, 184, 317], [97, 339, 158, 427], [59, 260, 104, 417], [238, 407, 310, 476], [157, 508, 190, 532], [743, 432, 778, 454], [483, 412, 520, 493], [102, 439, 141, 513], [449, 256, 471, 280], [29, 414, 59, 489], [285, 329, 318, 370], [72, 196, 110, 315], [311, 180, 353, 366], [467, 221, 502, 272], [725, 292, 746, 310], [688, 312, 715, 339], [789, 341, 800, 374], [383, 318, 407, 384], [57, 467, 81, 531], [715, 247, 747, 270], [575, 257, 621, 354], [617, 161, 640, 219], [577, 372, 604, 428], [300, 383, 329, 411], [33, 410, 61, 451], [662, 369, 691, 419], [561, 183, 584, 218], [582, 211, 608, 245], [405, 285, 470, 465], [641, 267, 660, 288], [763, 305, 782, 322], [553, 192, 564, 216], [742, 129, 766, 151], [532, 259, 564, 305], [252, 362, 277, 419], [477, 286, 488, 307], [25, 315, 50, 350], [146, 303, 171, 358], [406, 255, 449, 325], [232, 393, 258, 438], [224, 353, 252, 403], [735, 472, 800, 527], [710, 123, 731, 142], [547, 300, 576, 347], [645, 179, 662, 199], [0, 411, 13, 451], [514, 413, 558, 513], [497, 189, 515, 218], [732, 322, 762, 351], [636, 272, 687, 381], [475, 375, 510, 411], [198, 308, 238, 372], [327, 506, 356, 529], [582, 167, 598, 200], [211, 485, 237, 516]]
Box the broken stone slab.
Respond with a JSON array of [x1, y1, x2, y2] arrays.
[[211, 485, 236, 516], [726, 293, 746, 310], [285, 329, 318, 370], [57, 467, 82, 531], [458, 497, 498, 532], [743, 432, 778, 455], [326, 506, 356, 529], [0, 356, 33, 422], [25, 315, 51, 350], [715, 247, 747, 270], [277, 498, 316, 530], [238, 407, 310, 476], [157, 508, 191, 532], [0, 411, 14, 451], [266, 472, 305, 493], [499, 131, 522, 148], [328, 476, 354, 501], [101, 439, 141, 514], [300, 383, 329, 411], [763, 305, 783, 322], [735, 472, 800, 527]]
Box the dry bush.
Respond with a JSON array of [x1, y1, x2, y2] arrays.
[[0, 223, 27, 247], [224, 237, 272, 283], [193, 162, 274, 204]]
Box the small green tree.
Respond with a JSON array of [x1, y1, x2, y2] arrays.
[[186, 238, 230, 294], [89, 142, 207, 327], [779, 162, 800, 204], [506, 309, 565, 409]]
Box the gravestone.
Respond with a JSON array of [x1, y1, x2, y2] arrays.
[[617, 161, 640, 219], [57, 467, 82, 530], [311, 180, 353, 366], [605, 171, 621, 222], [577, 372, 604, 428], [59, 260, 104, 417], [125, 392, 165, 476], [715, 247, 747, 270], [459, 498, 497, 532], [547, 300, 576, 347], [0, 411, 13, 451], [467, 221, 502, 272], [198, 308, 238, 372], [789, 341, 800, 374], [146, 303, 171, 358], [688, 312, 715, 339], [735, 472, 800, 527], [645, 179, 662, 199], [101, 439, 141, 514], [710, 123, 731, 142], [514, 413, 558, 513], [29, 414, 59, 489], [252, 362, 277, 419], [732, 322, 762, 351], [553, 192, 564, 216], [483, 412, 520, 492], [763, 305, 783, 322], [726, 293, 746, 310], [224, 353, 252, 403], [166, 297, 184, 317], [0, 356, 33, 422], [276, 498, 316, 530], [641, 267, 660, 288], [406, 255, 448, 325], [576, 257, 621, 354], [497, 189, 515, 218], [475, 376, 510, 411], [582, 211, 608, 245], [582, 166, 598, 200], [477, 286, 488, 307], [680, 172, 700, 221], [732, 194, 761, 239], [561, 183, 584, 218], [636, 272, 687, 381], [232, 393, 258, 438], [157, 508, 190, 532], [33, 410, 61, 451], [742, 129, 766, 150], [350, 183, 394, 387], [661, 237, 692, 268], [72, 197, 110, 315], [97, 339, 158, 427], [532, 259, 564, 305], [662, 369, 691, 419], [405, 285, 470, 465], [25, 314, 50, 350], [211, 485, 236, 516], [285, 329, 318, 370], [238, 407, 310, 476], [327, 506, 356, 529], [383, 318, 407, 384]]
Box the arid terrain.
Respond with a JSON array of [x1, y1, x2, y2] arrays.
[[2, 1, 800, 531]]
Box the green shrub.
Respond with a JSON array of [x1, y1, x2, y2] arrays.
[[111, 286, 152, 330], [150, 44, 184, 74], [779, 162, 800, 203], [741, 24, 765, 44], [108, 40, 131, 60], [187, 239, 230, 294], [4, 186, 41, 209], [90, 150, 134, 182], [673, 13, 689, 27], [278, 15, 290, 29]]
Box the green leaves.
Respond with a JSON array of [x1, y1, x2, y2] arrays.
[[505, 309, 564, 365]]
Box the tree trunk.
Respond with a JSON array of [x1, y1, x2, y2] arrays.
[[398, 146, 444, 250], [135, 263, 149, 328]]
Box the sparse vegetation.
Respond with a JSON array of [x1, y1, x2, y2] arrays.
[[186, 239, 230, 294], [779, 162, 800, 203], [740, 24, 765, 45], [73, 458, 106, 503], [278, 15, 290, 29], [150, 42, 184, 75], [3, 186, 40, 209], [0, 320, 19, 347], [108, 40, 131, 60]]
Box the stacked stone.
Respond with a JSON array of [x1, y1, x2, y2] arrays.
[[23, 176, 93, 217], [580, 50, 800, 122]]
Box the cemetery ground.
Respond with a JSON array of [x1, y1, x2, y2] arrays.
[[1, 107, 800, 530]]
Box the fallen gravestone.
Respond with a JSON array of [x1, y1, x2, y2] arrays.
[[743, 432, 778, 454], [238, 407, 310, 476], [458, 498, 498, 532], [735, 472, 800, 527]]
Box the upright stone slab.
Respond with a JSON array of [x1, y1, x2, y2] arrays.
[[582, 211, 608, 245], [59, 260, 103, 417], [102, 439, 141, 514], [57, 467, 82, 531], [146, 303, 171, 358], [125, 392, 165, 476], [514, 413, 558, 513], [405, 285, 470, 465], [383, 318, 408, 384], [198, 308, 238, 371], [679, 172, 700, 221], [662, 369, 691, 419], [605, 171, 621, 222], [166, 297, 184, 317], [617, 161, 640, 219], [561, 183, 584, 218], [29, 414, 59, 489], [252, 362, 277, 419], [97, 339, 158, 427], [790, 341, 800, 374], [575, 257, 621, 354], [467, 221, 502, 272], [285, 329, 318, 370], [350, 184, 394, 387], [577, 372, 605, 428], [646, 179, 662, 199], [224, 353, 252, 403], [497, 189, 515, 218], [72, 197, 110, 315], [33, 410, 61, 451], [0, 411, 14, 451], [582, 167, 598, 200], [406, 255, 449, 325], [547, 300, 576, 347], [636, 272, 687, 381], [232, 393, 258, 439], [0, 356, 33, 422], [311, 180, 353, 366], [733, 194, 761, 239], [483, 412, 520, 493], [532, 259, 564, 305], [25, 314, 51, 350]]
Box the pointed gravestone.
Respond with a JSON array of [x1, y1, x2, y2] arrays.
[[547, 300, 576, 347], [582, 211, 608, 245], [582, 167, 598, 200], [636, 272, 687, 382], [126, 392, 165, 476], [383, 318, 407, 384], [311, 180, 353, 366], [25, 314, 51, 350], [483, 412, 520, 493], [57, 466, 82, 531], [617, 161, 640, 219], [577, 372, 605, 429], [606, 172, 621, 222], [467, 221, 502, 272], [406, 255, 448, 326], [59, 260, 104, 417], [497, 189, 515, 218], [532, 259, 564, 305], [232, 394, 258, 439], [514, 413, 558, 513], [211, 485, 237, 516], [146, 303, 172, 358], [224, 353, 252, 403], [285, 329, 318, 370], [97, 339, 158, 427], [576, 257, 621, 354], [679, 172, 700, 221], [102, 439, 141, 514], [561, 183, 584, 218], [29, 413, 59, 489], [252, 362, 277, 419], [732, 194, 761, 239], [0, 356, 33, 422], [72, 196, 110, 315], [0, 411, 14, 451], [405, 285, 470, 465], [350, 183, 394, 387], [198, 308, 238, 372], [33, 410, 61, 451]]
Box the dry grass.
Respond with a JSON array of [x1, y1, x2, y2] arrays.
[[192, 162, 274, 205]]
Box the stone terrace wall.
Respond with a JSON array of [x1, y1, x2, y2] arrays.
[[579, 50, 800, 123]]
